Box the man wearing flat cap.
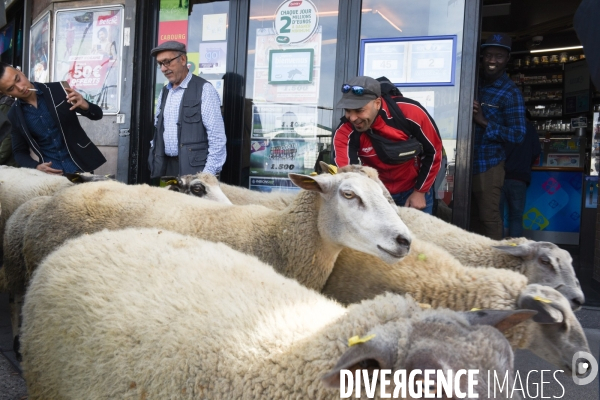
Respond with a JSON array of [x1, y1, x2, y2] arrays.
[[148, 40, 226, 178], [333, 76, 443, 214], [471, 33, 526, 239]]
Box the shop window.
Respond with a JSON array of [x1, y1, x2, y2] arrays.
[[361, 0, 466, 213], [244, 0, 339, 192]]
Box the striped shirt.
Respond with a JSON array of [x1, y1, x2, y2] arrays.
[[154, 71, 226, 175], [473, 73, 526, 175], [19, 83, 79, 173]]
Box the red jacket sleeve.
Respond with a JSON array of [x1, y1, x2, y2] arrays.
[[396, 99, 443, 192], [333, 120, 361, 167]]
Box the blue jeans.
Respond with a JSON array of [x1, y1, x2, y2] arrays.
[[499, 179, 528, 238], [391, 187, 434, 215]]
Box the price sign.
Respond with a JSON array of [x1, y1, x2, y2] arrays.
[[372, 60, 398, 70]]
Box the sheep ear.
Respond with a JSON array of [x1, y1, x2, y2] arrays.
[[517, 289, 565, 324], [321, 338, 396, 389], [462, 309, 537, 332], [493, 243, 534, 258], [288, 173, 326, 193]]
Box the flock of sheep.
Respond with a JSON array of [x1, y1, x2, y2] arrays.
[[0, 163, 592, 399]]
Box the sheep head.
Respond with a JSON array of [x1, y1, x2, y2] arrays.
[[493, 242, 584, 311], [322, 300, 533, 399], [289, 170, 412, 264], [164, 173, 232, 205], [517, 284, 590, 375]]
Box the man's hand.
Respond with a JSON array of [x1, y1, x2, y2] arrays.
[[65, 88, 89, 111], [404, 190, 426, 210], [473, 100, 488, 127], [36, 162, 63, 175]]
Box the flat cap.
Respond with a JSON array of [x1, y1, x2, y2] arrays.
[[150, 41, 186, 57]]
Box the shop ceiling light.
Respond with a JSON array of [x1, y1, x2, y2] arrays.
[[530, 45, 583, 54]]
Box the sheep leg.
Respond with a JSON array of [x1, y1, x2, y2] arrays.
[[9, 291, 23, 360]]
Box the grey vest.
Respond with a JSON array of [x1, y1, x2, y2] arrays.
[[149, 75, 209, 178]]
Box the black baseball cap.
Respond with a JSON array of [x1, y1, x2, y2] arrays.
[[336, 76, 381, 110], [481, 33, 512, 52]]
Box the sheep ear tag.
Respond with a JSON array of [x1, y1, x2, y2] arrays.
[[288, 173, 325, 193], [63, 172, 83, 183]]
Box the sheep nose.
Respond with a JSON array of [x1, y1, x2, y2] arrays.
[[571, 295, 585, 309], [396, 235, 411, 249]]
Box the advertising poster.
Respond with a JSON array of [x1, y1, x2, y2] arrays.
[[251, 103, 317, 138], [54, 7, 123, 114], [253, 27, 321, 104], [584, 176, 598, 208], [250, 138, 319, 177], [29, 12, 51, 83], [202, 13, 227, 41], [523, 171, 582, 232], [547, 154, 580, 168], [592, 112, 599, 176], [199, 41, 227, 74]]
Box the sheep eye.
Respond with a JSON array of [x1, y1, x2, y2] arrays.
[[539, 257, 551, 266], [342, 191, 355, 199]]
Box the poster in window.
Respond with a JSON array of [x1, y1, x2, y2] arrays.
[[29, 12, 51, 83], [53, 6, 123, 114]]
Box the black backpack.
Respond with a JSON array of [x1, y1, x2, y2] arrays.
[[361, 77, 423, 165]]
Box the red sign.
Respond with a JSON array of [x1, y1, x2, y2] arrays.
[[158, 20, 188, 47], [65, 56, 116, 90], [289, 1, 303, 6]]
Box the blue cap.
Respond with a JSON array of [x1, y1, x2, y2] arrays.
[[481, 33, 512, 52]]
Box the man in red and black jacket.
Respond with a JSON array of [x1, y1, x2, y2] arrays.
[[333, 76, 442, 214]]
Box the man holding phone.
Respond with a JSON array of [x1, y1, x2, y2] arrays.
[[0, 62, 106, 174]]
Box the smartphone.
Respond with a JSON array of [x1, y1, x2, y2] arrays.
[[60, 81, 72, 103], [60, 80, 71, 94]]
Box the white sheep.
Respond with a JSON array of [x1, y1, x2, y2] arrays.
[[321, 241, 591, 374], [172, 169, 584, 311], [11, 168, 411, 293], [395, 206, 585, 310], [21, 228, 532, 399]]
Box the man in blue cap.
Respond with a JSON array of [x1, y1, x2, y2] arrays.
[[471, 33, 526, 240]]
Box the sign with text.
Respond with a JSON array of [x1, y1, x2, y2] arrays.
[[360, 36, 457, 86], [274, 0, 319, 44], [54, 6, 123, 114]]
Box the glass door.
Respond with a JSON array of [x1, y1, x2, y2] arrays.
[[243, 0, 339, 191]]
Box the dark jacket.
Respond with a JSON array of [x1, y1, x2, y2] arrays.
[[8, 82, 106, 172], [503, 121, 542, 184], [149, 74, 209, 179], [0, 96, 17, 167]]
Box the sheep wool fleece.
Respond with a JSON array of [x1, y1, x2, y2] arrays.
[[22, 228, 519, 400]]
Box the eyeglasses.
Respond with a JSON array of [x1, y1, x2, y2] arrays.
[[341, 84, 378, 96], [157, 54, 183, 68]]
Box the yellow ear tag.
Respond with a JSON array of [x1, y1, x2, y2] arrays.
[[417, 253, 426, 261], [327, 164, 338, 175], [418, 303, 431, 309], [470, 308, 481, 311], [533, 296, 552, 304], [348, 334, 376, 347], [164, 179, 178, 185], [309, 172, 318, 176], [509, 243, 517, 246]]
